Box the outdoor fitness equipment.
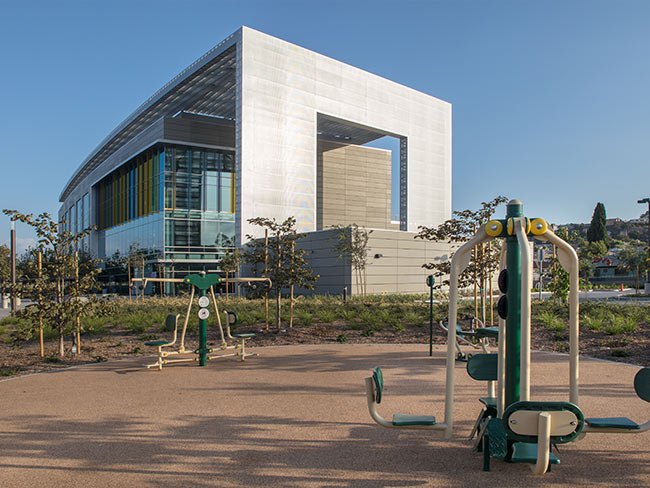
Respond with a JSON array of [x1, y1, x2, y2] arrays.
[[425, 275, 497, 360], [136, 273, 271, 370], [366, 199, 650, 474], [437, 316, 497, 361]]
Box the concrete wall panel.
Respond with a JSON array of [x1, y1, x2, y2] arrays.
[[238, 27, 451, 241]]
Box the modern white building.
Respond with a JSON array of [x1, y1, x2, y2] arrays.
[[59, 26, 451, 293]]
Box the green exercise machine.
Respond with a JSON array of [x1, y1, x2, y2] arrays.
[[137, 273, 271, 370], [366, 200, 650, 474]]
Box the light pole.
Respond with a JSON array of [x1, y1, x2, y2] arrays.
[[637, 198, 650, 284], [10, 220, 16, 313]]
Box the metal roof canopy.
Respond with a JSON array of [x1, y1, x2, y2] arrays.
[[316, 113, 396, 146], [60, 33, 239, 202]]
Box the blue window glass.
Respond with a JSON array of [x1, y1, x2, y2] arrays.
[[159, 151, 164, 212], [220, 173, 233, 213]]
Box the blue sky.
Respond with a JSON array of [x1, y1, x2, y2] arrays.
[[2, 0, 650, 251]]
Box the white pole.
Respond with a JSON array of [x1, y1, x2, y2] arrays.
[[538, 247, 544, 300], [541, 229, 580, 404], [446, 227, 491, 438], [515, 219, 532, 402]]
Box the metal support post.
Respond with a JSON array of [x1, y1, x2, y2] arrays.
[[427, 275, 434, 357], [10, 221, 16, 313], [505, 200, 523, 408]]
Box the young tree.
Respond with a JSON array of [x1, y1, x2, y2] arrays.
[[581, 240, 608, 279], [0, 244, 10, 300], [416, 196, 507, 284], [587, 202, 607, 243], [619, 243, 649, 291], [244, 217, 318, 329], [331, 224, 373, 296], [416, 196, 507, 323], [548, 226, 571, 303], [2, 209, 108, 356], [220, 248, 244, 298]]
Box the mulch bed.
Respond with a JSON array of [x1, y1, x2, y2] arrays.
[[2, 318, 649, 378]]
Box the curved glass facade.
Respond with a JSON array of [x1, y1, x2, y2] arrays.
[[163, 144, 235, 260], [95, 143, 235, 264]]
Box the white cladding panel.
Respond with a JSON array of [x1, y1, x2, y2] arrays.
[[238, 27, 451, 241]]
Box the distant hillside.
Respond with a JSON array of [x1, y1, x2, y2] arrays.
[[561, 215, 647, 242]]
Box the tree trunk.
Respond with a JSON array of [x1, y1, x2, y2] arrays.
[[473, 224, 478, 319], [141, 257, 145, 302], [488, 270, 494, 326], [276, 288, 281, 329], [171, 265, 175, 297], [290, 242, 295, 327], [363, 266, 367, 296], [264, 229, 269, 330], [57, 275, 64, 357], [276, 234, 281, 328], [38, 251, 44, 357], [290, 285, 294, 328], [225, 271, 229, 300], [356, 267, 361, 296], [128, 261, 131, 300], [75, 252, 81, 354], [58, 326, 65, 357]]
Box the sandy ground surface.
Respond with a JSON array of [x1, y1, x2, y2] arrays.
[[1, 344, 649, 487]]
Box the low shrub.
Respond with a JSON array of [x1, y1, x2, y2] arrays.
[[603, 315, 637, 335], [317, 310, 336, 324], [611, 348, 631, 358], [402, 312, 422, 326], [538, 312, 566, 331]]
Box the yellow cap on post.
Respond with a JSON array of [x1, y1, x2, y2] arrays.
[[485, 220, 503, 237], [530, 218, 548, 235]]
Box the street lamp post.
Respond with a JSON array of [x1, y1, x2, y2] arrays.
[[637, 198, 650, 284], [10, 220, 16, 313]]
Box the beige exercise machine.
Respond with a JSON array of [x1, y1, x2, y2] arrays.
[[133, 275, 271, 370]]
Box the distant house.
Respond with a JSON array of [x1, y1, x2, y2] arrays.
[[590, 251, 635, 285]]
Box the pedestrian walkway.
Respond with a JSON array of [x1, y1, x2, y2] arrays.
[[0, 344, 648, 487]]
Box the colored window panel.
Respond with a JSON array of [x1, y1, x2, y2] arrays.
[[175, 148, 189, 173], [159, 151, 165, 212], [190, 175, 201, 211], [220, 173, 233, 213], [191, 150, 203, 175], [205, 184, 218, 212], [175, 173, 189, 210], [173, 219, 188, 247], [201, 220, 219, 247], [220, 221, 235, 247], [189, 220, 201, 246]]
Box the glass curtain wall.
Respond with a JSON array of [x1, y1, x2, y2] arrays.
[[94, 142, 236, 267], [164, 144, 235, 262], [60, 193, 90, 252], [96, 146, 165, 260]]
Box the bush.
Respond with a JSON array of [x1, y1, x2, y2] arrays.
[[82, 316, 107, 335], [538, 312, 566, 331], [402, 312, 422, 326], [295, 310, 313, 326], [317, 310, 336, 323], [581, 315, 604, 331], [611, 348, 631, 358], [603, 315, 637, 335], [359, 311, 379, 327]]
